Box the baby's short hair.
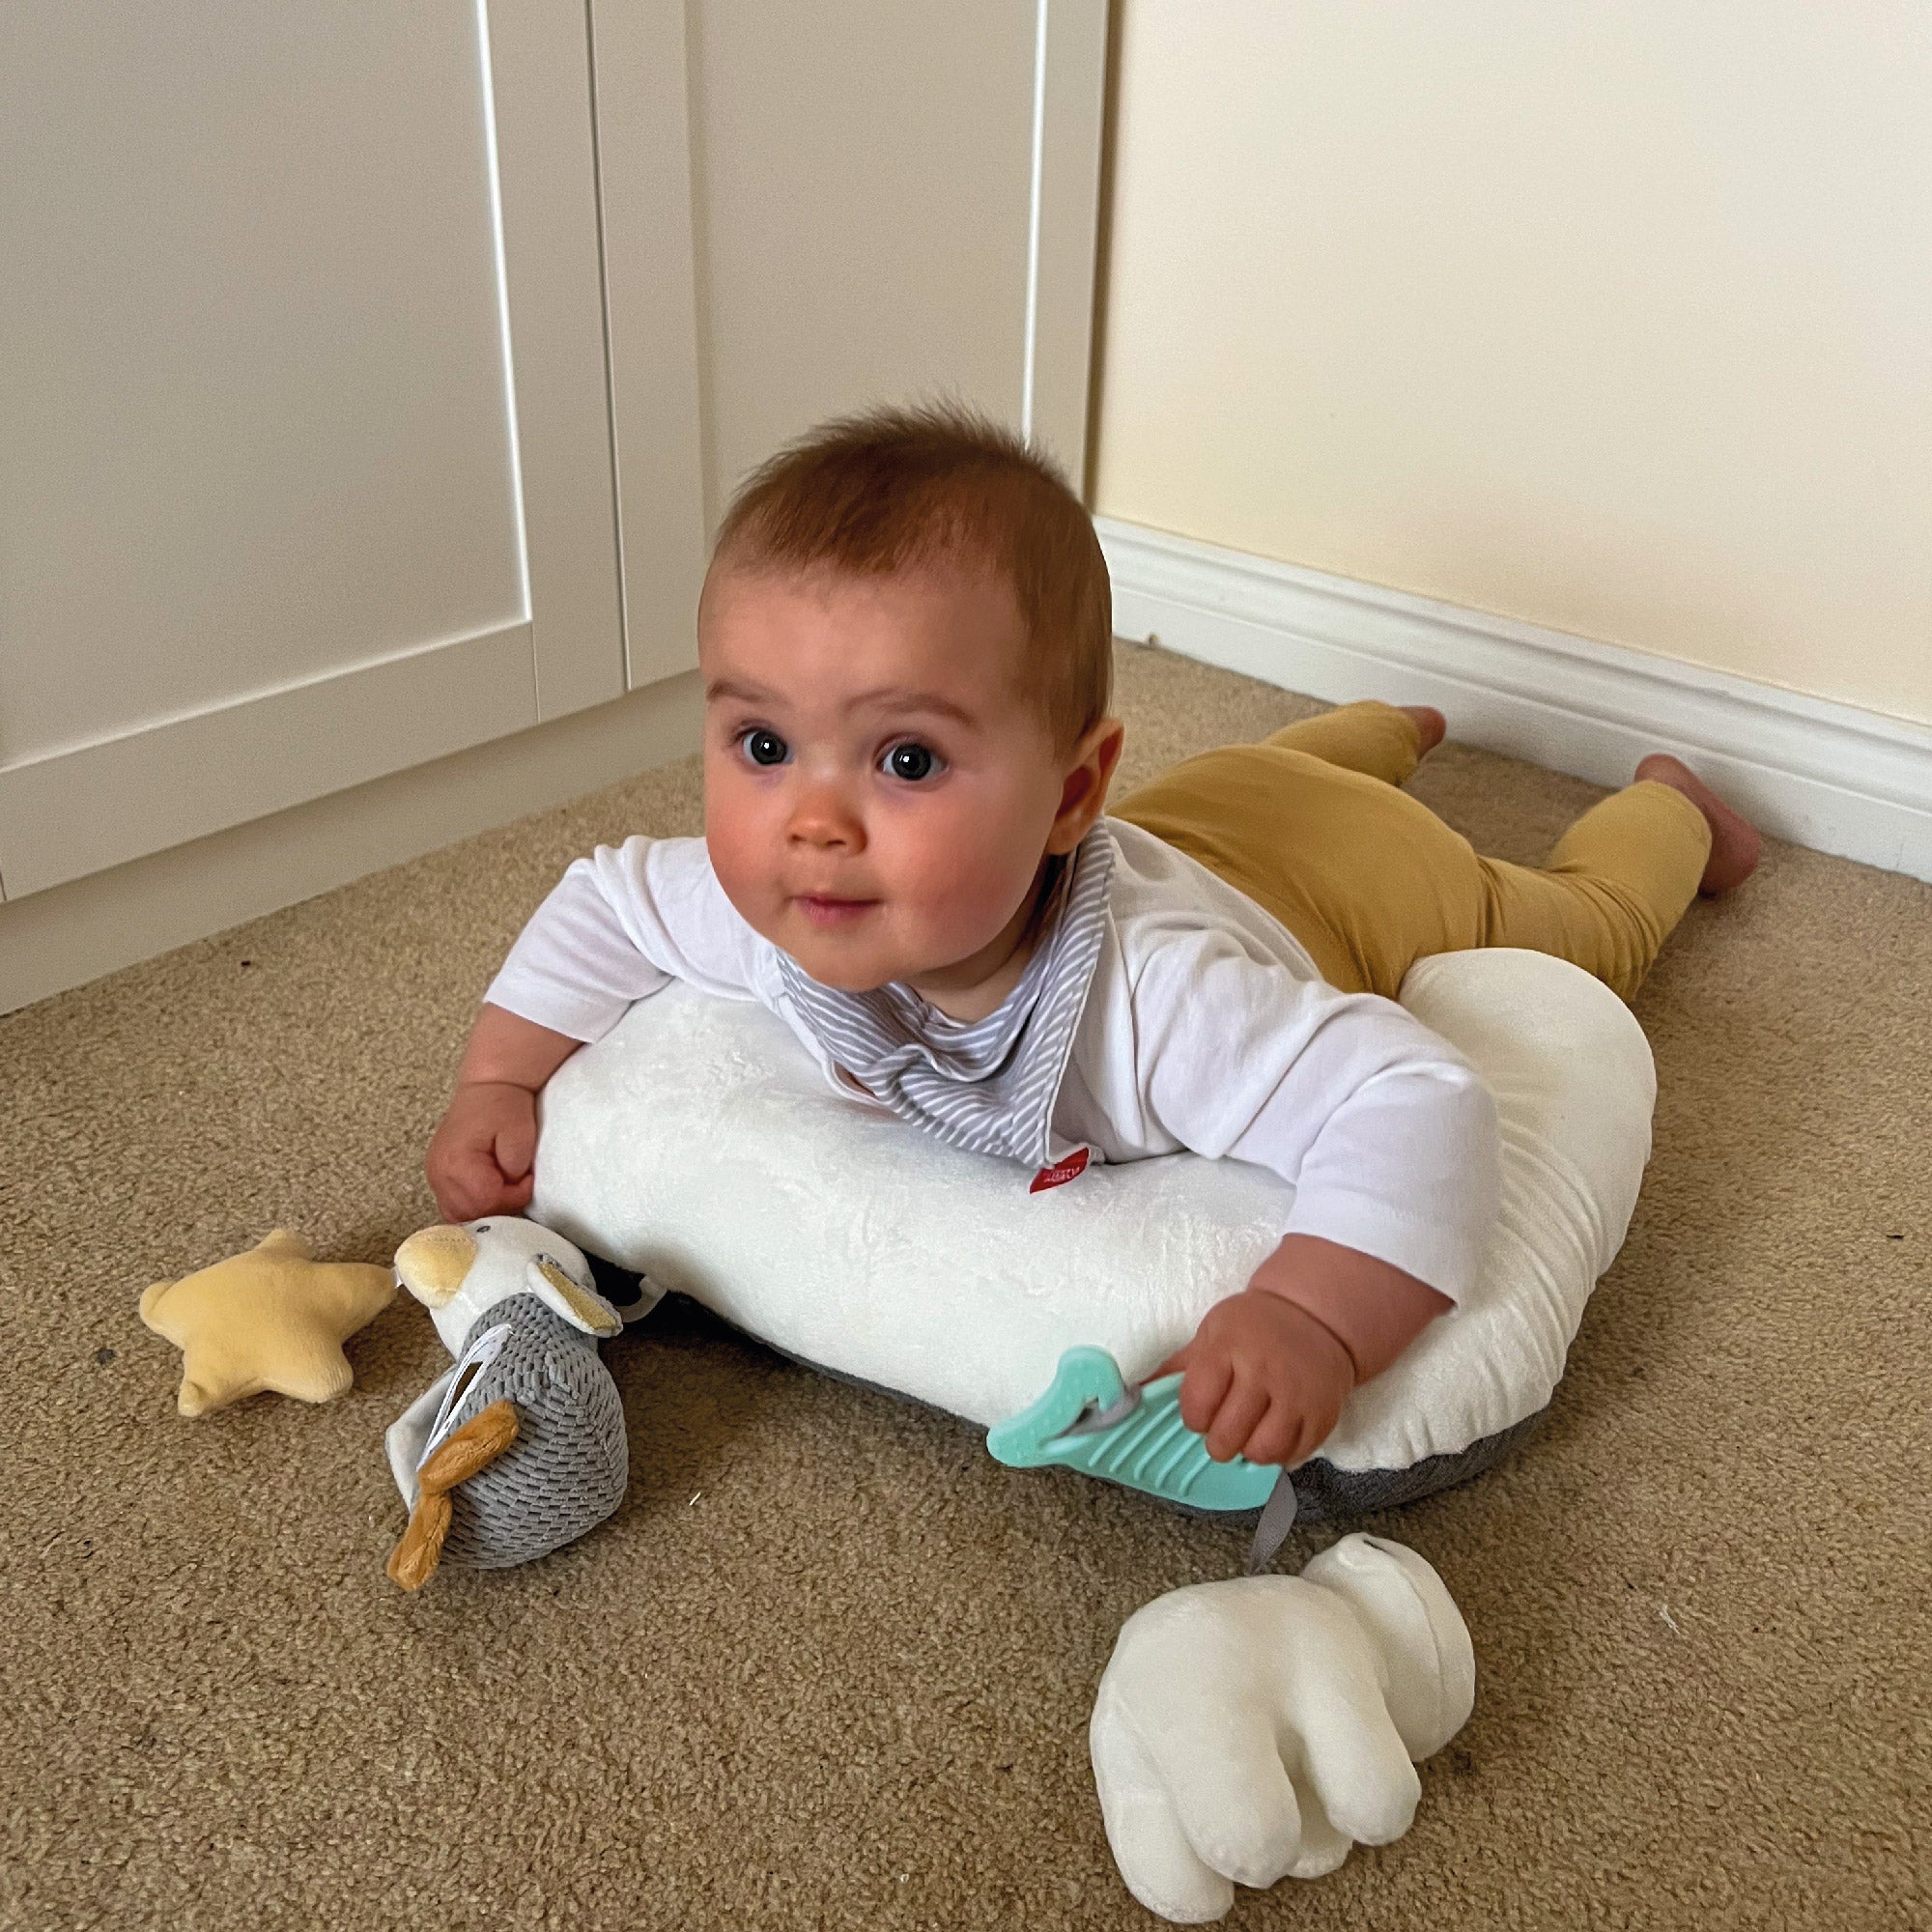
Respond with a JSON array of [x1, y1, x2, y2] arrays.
[[711, 402, 1113, 748]]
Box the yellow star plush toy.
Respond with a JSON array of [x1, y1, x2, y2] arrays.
[[139, 1229, 396, 1417]]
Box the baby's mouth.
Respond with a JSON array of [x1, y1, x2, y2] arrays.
[[793, 894, 879, 930]]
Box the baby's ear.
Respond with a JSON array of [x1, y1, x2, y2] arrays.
[[526, 1257, 623, 1338], [1051, 717, 1127, 849]]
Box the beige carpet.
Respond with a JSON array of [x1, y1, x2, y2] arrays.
[[4, 642, 1926, 1931]]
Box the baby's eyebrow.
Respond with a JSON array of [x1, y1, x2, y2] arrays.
[[704, 674, 781, 704], [705, 677, 979, 730], [847, 686, 979, 728]]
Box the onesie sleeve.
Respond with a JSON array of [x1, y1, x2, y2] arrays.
[[483, 836, 764, 1042], [1129, 928, 1500, 1303]]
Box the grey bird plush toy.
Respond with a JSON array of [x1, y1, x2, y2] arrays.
[[384, 1217, 659, 1589]]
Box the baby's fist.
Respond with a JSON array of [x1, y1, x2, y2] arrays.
[[1160, 1289, 1356, 1469], [426, 1080, 540, 1223]]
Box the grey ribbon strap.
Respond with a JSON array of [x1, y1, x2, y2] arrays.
[[1061, 1385, 1144, 1436], [1244, 1468, 1301, 1575]]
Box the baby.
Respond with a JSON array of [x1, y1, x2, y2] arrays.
[[427, 404, 1758, 1471]]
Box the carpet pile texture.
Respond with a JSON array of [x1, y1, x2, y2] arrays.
[[3, 643, 1925, 1929]]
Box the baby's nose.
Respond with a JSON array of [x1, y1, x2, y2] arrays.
[[786, 781, 865, 848]]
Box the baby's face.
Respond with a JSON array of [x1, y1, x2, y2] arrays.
[[699, 560, 1086, 1004]]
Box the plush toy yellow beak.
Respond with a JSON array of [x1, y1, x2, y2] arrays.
[[394, 1226, 478, 1306]]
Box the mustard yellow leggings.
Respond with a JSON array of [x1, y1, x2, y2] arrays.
[[1113, 701, 1713, 1002]]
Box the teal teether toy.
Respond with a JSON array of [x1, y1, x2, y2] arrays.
[[987, 1345, 1281, 1512]]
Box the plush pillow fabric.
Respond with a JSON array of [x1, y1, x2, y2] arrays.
[[531, 949, 1653, 1504]]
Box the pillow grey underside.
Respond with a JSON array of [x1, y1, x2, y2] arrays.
[[668, 1288, 1547, 1527]]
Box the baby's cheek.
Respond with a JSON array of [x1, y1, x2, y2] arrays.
[[703, 812, 774, 925], [905, 829, 1020, 923]]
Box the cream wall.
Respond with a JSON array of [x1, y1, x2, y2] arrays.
[[1092, 2, 1932, 726]]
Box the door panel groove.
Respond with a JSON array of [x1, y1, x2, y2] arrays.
[[0, 623, 538, 898]]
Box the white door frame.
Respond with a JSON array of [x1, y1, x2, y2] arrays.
[[586, 0, 708, 695], [1022, 0, 1111, 487]]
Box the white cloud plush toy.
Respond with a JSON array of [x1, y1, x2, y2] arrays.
[[1090, 1534, 1475, 1922]]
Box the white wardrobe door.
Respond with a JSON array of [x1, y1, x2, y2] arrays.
[[681, 0, 1108, 517], [0, 2, 652, 899], [687, 0, 1037, 516]]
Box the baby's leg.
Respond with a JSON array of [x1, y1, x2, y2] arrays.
[[1116, 735, 1494, 995], [1476, 778, 1727, 1000], [1634, 753, 1763, 895], [1117, 722, 1753, 1002], [1259, 700, 1444, 786]]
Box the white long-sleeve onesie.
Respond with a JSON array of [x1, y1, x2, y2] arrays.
[[485, 817, 1500, 1302]]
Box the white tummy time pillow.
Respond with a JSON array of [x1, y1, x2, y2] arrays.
[[530, 948, 1655, 1515]]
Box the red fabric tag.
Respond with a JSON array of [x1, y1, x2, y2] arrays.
[[1028, 1147, 1091, 1194]]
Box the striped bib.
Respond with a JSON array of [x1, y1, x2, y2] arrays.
[[773, 824, 1115, 1168]]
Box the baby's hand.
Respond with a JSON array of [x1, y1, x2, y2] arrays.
[[425, 1080, 539, 1223], [1158, 1236, 1453, 1469], [1156, 1289, 1356, 1468]]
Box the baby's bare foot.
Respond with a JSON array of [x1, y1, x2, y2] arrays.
[[1635, 753, 1762, 895], [1399, 705, 1447, 756]]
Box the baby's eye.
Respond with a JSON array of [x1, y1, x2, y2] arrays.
[[881, 741, 943, 782], [739, 727, 790, 768]]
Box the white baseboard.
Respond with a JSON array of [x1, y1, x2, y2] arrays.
[[1098, 516, 1932, 885]]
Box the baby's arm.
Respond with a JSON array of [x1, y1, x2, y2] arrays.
[[1156, 1236, 1452, 1466], [426, 835, 761, 1221], [426, 1005, 582, 1221], [1133, 932, 1499, 1467]]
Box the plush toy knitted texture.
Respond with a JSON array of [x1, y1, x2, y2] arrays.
[[138, 1229, 394, 1417], [423, 1293, 629, 1573], [385, 1219, 647, 1587]]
